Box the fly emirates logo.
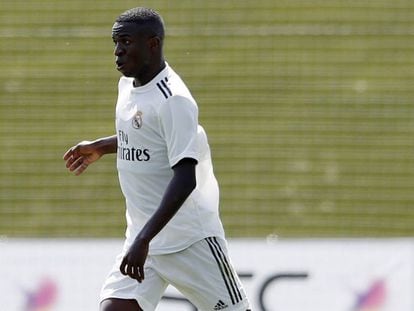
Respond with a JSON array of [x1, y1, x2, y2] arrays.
[[117, 130, 150, 162]]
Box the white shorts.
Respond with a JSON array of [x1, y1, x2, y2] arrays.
[[100, 237, 250, 311]]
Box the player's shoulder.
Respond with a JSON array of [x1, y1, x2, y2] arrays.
[[155, 64, 193, 101], [156, 68, 198, 114]]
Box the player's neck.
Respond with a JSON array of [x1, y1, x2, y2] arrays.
[[133, 59, 166, 87]]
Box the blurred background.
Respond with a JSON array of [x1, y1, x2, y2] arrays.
[[1, 0, 414, 239]]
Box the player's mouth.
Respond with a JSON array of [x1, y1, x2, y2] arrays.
[[116, 61, 125, 71]]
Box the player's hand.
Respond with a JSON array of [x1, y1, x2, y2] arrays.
[[63, 141, 102, 175], [120, 238, 149, 283]]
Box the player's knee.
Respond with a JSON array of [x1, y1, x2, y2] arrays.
[[100, 298, 143, 311]]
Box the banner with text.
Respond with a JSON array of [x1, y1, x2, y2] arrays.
[[0, 238, 413, 311]]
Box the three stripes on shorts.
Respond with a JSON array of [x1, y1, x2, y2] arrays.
[[205, 237, 243, 305]]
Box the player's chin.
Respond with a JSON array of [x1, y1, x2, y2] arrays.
[[116, 65, 132, 77], [117, 67, 130, 76]]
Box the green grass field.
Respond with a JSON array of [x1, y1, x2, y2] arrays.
[[1, 0, 414, 238]]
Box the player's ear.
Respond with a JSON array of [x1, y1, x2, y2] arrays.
[[148, 36, 161, 51]]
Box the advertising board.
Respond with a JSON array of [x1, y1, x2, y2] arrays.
[[1, 238, 413, 311]]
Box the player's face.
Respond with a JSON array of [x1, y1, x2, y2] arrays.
[[112, 22, 152, 79]]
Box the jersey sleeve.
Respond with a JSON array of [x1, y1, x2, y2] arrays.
[[159, 95, 200, 167]]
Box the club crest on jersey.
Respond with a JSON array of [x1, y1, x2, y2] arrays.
[[132, 111, 143, 129]]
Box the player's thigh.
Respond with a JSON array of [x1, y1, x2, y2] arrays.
[[100, 298, 142, 311], [154, 237, 251, 310]]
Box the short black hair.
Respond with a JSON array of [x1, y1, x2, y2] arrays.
[[115, 7, 165, 39]]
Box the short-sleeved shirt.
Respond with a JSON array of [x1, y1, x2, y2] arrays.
[[115, 63, 225, 255]]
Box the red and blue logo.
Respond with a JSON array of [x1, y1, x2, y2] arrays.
[[24, 277, 58, 311], [353, 279, 386, 311]]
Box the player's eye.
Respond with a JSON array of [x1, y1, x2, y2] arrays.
[[112, 38, 130, 46]]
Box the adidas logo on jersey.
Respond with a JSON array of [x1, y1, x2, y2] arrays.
[[213, 300, 228, 310]]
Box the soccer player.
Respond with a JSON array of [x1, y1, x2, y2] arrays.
[[63, 7, 251, 311]]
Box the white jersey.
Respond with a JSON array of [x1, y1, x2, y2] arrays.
[[115, 63, 225, 255]]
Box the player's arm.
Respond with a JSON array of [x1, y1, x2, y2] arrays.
[[120, 95, 199, 282], [63, 135, 117, 175], [120, 157, 197, 282], [139, 157, 197, 240]]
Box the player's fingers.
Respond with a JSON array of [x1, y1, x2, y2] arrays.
[[69, 156, 86, 172], [127, 262, 133, 278], [120, 257, 128, 275], [74, 162, 89, 176], [65, 154, 77, 168], [64, 148, 81, 169], [68, 156, 81, 171], [131, 265, 140, 281], [63, 145, 81, 161], [138, 265, 145, 282], [62, 148, 74, 161], [130, 264, 142, 283]]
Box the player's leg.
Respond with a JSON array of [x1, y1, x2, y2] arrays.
[[100, 298, 143, 311], [152, 237, 251, 311]]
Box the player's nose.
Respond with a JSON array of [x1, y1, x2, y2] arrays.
[[114, 42, 125, 56]]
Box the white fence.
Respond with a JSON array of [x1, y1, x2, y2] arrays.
[[1, 238, 413, 311]]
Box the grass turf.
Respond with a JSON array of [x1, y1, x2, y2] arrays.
[[1, 0, 414, 237]]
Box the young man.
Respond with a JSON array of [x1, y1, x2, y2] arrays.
[[63, 7, 251, 311]]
